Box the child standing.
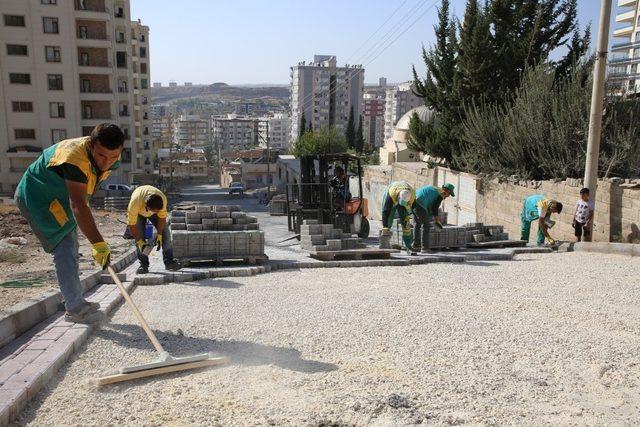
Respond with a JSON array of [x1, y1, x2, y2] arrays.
[[573, 188, 594, 242]]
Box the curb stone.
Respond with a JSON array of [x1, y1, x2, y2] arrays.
[[0, 249, 137, 349], [573, 242, 640, 256]]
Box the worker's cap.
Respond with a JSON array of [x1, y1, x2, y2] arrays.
[[442, 183, 455, 197], [398, 189, 412, 207]]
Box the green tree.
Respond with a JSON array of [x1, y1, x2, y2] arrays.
[[299, 112, 306, 138], [290, 126, 349, 157], [355, 115, 365, 152], [345, 107, 356, 149]]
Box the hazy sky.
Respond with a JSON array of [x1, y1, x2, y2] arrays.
[[130, 0, 608, 85]]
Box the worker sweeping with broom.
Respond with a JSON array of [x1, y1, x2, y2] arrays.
[[520, 194, 563, 246], [413, 183, 455, 252], [381, 181, 416, 252], [126, 185, 181, 274], [15, 124, 124, 324]]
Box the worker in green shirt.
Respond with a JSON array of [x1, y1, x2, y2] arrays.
[[15, 124, 124, 324]]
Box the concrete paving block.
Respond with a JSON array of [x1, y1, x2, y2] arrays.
[[187, 224, 204, 231], [170, 223, 187, 231], [214, 211, 231, 218], [99, 272, 126, 284], [473, 234, 486, 243], [218, 218, 232, 226], [300, 224, 322, 235], [231, 211, 245, 219], [303, 219, 319, 225], [246, 216, 258, 224], [186, 212, 202, 224], [321, 224, 334, 236], [235, 217, 248, 225], [170, 210, 186, 217], [195, 205, 211, 213], [171, 216, 186, 223], [301, 234, 326, 245], [228, 205, 242, 212], [214, 205, 230, 212], [246, 223, 259, 230], [326, 239, 342, 251], [202, 218, 218, 226], [200, 212, 215, 219]]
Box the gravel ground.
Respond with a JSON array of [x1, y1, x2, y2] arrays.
[[15, 252, 640, 426]]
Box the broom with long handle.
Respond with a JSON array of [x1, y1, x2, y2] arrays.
[[96, 266, 227, 386]]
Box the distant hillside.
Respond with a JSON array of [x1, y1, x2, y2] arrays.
[[151, 84, 290, 104]]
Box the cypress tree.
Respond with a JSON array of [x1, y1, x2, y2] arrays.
[[356, 115, 365, 152], [299, 112, 306, 138], [345, 107, 356, 149]]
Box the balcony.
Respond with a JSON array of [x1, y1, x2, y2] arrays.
[[612, 40, 640, 51], [608, 70, 640, 80], [609, 53, 640, 65], [75, 0, 109, 20], [618, 0, 637, 7], [613, 25, 634, 37], [119, 110, 130, 117], [616, 10, 636, 23]]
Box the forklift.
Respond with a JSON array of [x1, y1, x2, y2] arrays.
[[286, 153, 370, 238]]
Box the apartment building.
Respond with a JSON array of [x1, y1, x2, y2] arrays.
[[383, 82, 423, 142], [363, 93, 385, 148], [211, 114, 259, 152], [130, 19, 152, 173], [173, 114, 210, 148], [258, 113, 291, 150], [289, 55, 364, 142], [609, 0, 640, 93], [0, 0, 151, 191]]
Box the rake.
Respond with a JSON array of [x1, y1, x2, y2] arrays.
[[96, 266, 228, 386]]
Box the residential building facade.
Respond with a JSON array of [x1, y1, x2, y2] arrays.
[[363, 92, 385, 148], [609, 0, 640, 93], [383, 82, 423, 142], [173, 114, 210, 148], [258, 113, 291, 150], [211, 114, 259, 152], [130, 19, 152, 174], [289, 55, 364, 142], [0, 0, 150, 190]]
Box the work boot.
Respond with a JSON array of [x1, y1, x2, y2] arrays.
[[137, 265, 149, 274], [64, 301, 104, 324], [164, 259, 182, 271]]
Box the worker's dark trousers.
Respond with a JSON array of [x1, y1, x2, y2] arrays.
[[135, 214, 173, 268], [381, 192, 408, 228], [413, 204, 431, 250]]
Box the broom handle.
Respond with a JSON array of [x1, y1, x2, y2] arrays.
[[107, 266, 165, 355]]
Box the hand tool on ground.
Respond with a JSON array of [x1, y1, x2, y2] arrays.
[[96, 266, 228, 386]]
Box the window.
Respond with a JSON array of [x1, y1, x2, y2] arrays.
[[15, 129, 36, 139], [43, 17, 59, 33], [7, 44, 28, 55], [51, 129, 66, 145], [49, 102, 65, 118], [140, 34, 145, 42], [47, 74, 63, 90], [42, 0, 57, 4], [139, 47, 146, 58], [12, 101, 33, 112], [116, 51, 126, 68], [9, 73, 30, 84], [4, 15, 25, 27], [141, 78, 148, 89], [45, 46, 61, 62], [115, 7, 124, 18], [140, 63, 147, 74]]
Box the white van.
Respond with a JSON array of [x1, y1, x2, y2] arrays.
[[103, 183, 133, 192]]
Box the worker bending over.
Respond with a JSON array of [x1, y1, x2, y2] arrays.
[[381, 181, 416, 250], [127, 185, 181, 274], [15, 124, 123, 324], [413, 184, 455, 252], [520, 194, 563, 245]]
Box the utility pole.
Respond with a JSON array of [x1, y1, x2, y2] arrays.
[[266, 120, 271, 198], [583, 0, 612, 241]]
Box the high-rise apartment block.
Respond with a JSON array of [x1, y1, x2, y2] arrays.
[[363, 93, 385, 148], [211, 115, 259, 152], [609, 0, 640, 93], [383, 82, 423, 142], [173, 115, 210, 148], [0, 0, 151, 190], [258, 113, 291, 150], [289, 55, 364, 142]]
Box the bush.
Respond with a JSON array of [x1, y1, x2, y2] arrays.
[[290, 127, 349, 157]]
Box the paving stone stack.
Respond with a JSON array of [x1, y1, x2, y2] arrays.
[[170, 205, 259, 232], [300, 219, 366, 252], [463, 223, 510, 243], [169, 205, 265, 260], [102, 196, 130, 210]]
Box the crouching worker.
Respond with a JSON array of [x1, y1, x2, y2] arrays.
[[15, 124, 124, 324], [413, 183, 455, 252], [381, 181, 415, 251], [127, 185, 181, 274], [520, 194, 563, 246]]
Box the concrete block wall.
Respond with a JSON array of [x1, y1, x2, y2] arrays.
[[172, 230, 265, 259], [299, 220, 366, 252]]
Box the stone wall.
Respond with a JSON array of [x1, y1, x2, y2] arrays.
[[361, 162, 640, 242]]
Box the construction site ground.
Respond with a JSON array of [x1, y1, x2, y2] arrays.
[[0, 205, 130, 310]]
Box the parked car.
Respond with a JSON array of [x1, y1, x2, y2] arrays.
[[103, 183, 133, 192], [228, 182, 245, 195]]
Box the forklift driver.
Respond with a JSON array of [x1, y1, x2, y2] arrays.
[[330, 165, 351, 207]]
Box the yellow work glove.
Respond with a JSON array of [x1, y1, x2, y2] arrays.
[[434, 219, 443, 230], [548, 237, 556, 245], [156, 234, 163, 251], [136, 239, 145, 252], [92, 241, 111, 269]]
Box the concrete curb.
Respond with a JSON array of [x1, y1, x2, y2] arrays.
[[134, 247, 553, 287], [572, 242, 640, 256], [0, 249, 137, 349]]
